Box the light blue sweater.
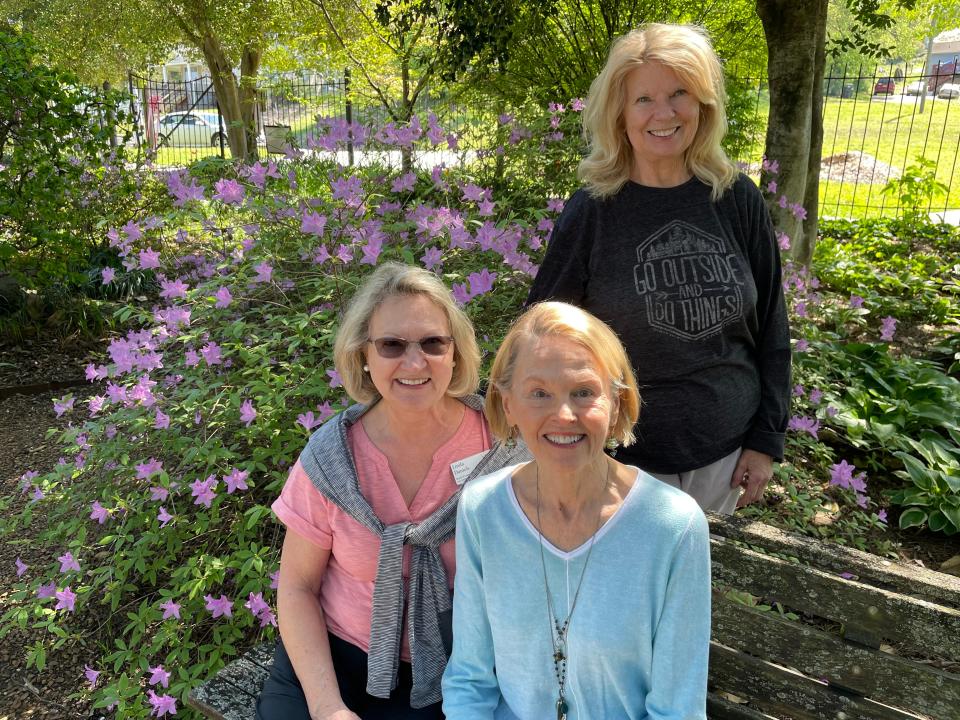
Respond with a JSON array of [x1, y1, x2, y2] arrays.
[[442, 464, 711, 720]]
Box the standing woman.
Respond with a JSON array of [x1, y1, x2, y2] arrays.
[[257, 263, 526, 720], [527, 24, 791, 513], [442, 302, 711, 719]]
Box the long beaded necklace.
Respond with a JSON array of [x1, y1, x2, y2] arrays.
[[535, 461, 610, 720]]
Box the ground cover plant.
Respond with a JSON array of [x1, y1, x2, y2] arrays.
[[1, 99, 958, 718]]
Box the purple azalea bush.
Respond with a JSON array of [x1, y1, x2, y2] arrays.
[[1, 103, 585, 717]]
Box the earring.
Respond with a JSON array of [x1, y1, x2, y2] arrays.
[[505, 425, 518, 449], [363, 364, 369, 372], [605, 435, 619, 451]]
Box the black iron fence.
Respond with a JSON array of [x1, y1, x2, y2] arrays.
[[125, 65, 960, 219]]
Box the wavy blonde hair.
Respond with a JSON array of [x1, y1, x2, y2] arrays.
[[485, 302, 640, 447], [578, 23, 738, 200]]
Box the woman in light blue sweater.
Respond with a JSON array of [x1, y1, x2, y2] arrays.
[[442, 302, 711, 720]]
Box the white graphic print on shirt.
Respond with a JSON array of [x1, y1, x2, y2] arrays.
[[633, 220, 746, 341]]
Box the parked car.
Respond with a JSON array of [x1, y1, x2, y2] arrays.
[[904, 80, 927, 96], [938, 83, 960, 100], [873, 77, 896, 95], [928, 59, 959, 94], [157, 111, 226, 148]]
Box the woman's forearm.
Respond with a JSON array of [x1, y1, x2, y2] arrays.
[[278, 586, 355, 720]]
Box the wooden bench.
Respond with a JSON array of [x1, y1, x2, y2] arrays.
[[189, 514, 960, 719]]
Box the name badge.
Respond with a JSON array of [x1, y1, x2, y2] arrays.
[[450, 450, 488, 485]]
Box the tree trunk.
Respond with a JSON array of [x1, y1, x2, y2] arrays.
[[198, 33, 260, 163], [756, 0, 828, 266], [400, 56, 413, 173]]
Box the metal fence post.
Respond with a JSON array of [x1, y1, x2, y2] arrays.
[[345, 68, 354, 166]]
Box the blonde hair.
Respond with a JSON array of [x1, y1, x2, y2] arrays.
[[578, 23, 738, 200], [485, 302, 640, 446], [334, 263, 481, 404]]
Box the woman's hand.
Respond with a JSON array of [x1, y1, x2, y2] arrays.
[[730, 449, 773, 507], [310, 702, 361, 720]]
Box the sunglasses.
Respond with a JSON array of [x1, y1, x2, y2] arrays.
[[367, 335, 454, 359]]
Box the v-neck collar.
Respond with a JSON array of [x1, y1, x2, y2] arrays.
[[507, 465, 642, 559]]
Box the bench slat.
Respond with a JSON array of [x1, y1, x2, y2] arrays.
[[707, 693, 779, 719], [707, 513, 960, 608], [711, 539, 960, 662], [712, 593, 960, 718], [709, 643, 925, 720]]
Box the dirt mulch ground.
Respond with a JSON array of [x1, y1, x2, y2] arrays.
[[820, 151, 902, 185], [0, 339, 105, 720]]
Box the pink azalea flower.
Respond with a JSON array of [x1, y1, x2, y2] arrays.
[[122, 219, 142, 243], [391, 172, 416, 193], [139, 248, 161, 270], [154, 410, 170, 430], [880, 316, 897, 342], [452, 282, 471, 305], [159, 599, 181, 620], [569, 97, 585, 111], [55, 586, 77, 612], [204, 593, 233, 618], [253, 262, 273, 283], [213, 178, 246, 205], [150, 486, 169, 502], [84, 665, 100, 688], [422, 246, 443, 271], [326, 368, 343, 388], [849, 294, 865, 308], [159, 278, 189, 300], [300, 209, 328, 236], [101, 267, 116, 284], [146, 689, 178, 717], [240, 399, 257, 427], [58, 551, 81, 573], [878, 509, 888, 523], [88, 395, 107, 416], [787, 415, 820, 440], [778, 194, 788, 209], [468, 268, 497, 297], [53, 395, 74, 417], [796, 339, 809, 352], [766, 180, 778, 194], [830, 460, 856, 489], [335, 244, 353, 263], [200, 342, 222, 366], [90, 502, 110, 524], [245, 592, 270, 616], [37, 581, 56, 599], [223, 468, 249, 494], [136, 458, 163, 480], [149, 665, 171, 688], [15, 557, 28, 577], [184, 349, 200, 367], [316, 401, 334, 423], [297, 411, 320, 431], [269, 570, 280, 590], [214, 286, 233, 308], [809, 388, 823, 405], [190, 475, 218, 508], [546, 198, 565, 213]]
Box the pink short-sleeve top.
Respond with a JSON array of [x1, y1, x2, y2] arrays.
[[272, 406, 491, 661]]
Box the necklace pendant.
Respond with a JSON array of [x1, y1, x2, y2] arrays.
[[556, 695, 568, 720]]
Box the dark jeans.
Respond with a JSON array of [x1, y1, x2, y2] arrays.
[[255, 634, 445, 720]]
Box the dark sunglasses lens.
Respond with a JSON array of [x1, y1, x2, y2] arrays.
[[420, 337, 451, 355], [375, 339, 407, 358]]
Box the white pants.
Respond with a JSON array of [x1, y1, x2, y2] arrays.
[[645, 448, 743, 515]]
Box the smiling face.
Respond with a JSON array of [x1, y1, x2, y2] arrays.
[[364, 293, 455, 413], [622, 62, 700, 184], [501, 334, 619, 477]]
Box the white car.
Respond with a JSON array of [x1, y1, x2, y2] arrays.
[[937, 83, 960, 100], [904, 80, 927, 96], [157, 111, 226, 147]]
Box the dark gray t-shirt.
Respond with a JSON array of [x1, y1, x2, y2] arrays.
[[527, 174, 791, 474]]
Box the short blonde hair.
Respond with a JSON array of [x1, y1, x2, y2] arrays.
[[485, 302, 640, 446], [578, 23, 738, 200], [334, 263, 481, 404]]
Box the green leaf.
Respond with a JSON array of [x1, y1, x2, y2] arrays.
[[898, 507, 928, 529]]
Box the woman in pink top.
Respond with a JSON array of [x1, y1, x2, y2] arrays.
[[256, 263, 527, 720]]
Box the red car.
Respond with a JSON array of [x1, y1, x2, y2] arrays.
[[928, 59, 959, 93], [873, 77, 896, 95]]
